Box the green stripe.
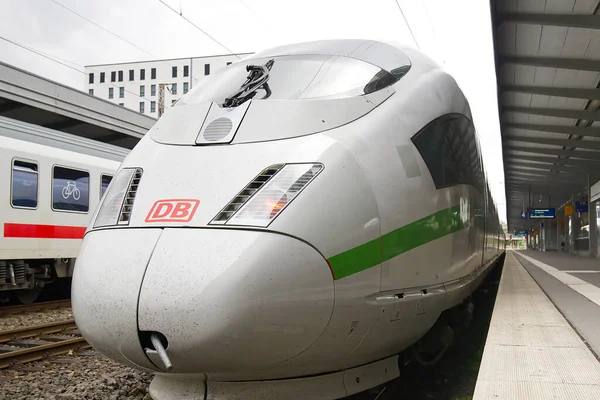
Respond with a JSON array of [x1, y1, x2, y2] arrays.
[[328, 205, 465, 280]]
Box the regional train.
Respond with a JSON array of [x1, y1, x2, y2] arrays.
[[0, 116, 129, 304], [72, 40, 506, 399]]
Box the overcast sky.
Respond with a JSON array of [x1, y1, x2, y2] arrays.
[[0, 0, 507, 223]]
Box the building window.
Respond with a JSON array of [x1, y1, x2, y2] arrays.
[[140, 85, 145, 97], [89, 89, 94, 95], [52, 166, 89, 212], [108, 87, 114, 99], [140, 69, 145, 80], [151, 84, 156, 96], [204, 64, 210, 75], [100, 72, 105, 83], [183, 65, 189, 77], [129, 69, 134, 81], [150, 101, 156, 113], [11, 160, 38, 208], [89, 73, 94, 84], [171, 83, 177, 95], [111, 71, 116, 82], [172, 66, 177, 78], [151, 68, 156, 79], [172, 99, 177, 105], [118, 70, 123, 82], [139, 102, 145, 113], [183, 82, 189, 94], [119, 87, 124, 98], [119, 103, 124, 107], [101, 175, 112, 198]]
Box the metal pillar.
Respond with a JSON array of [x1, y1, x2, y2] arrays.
[[569, 190, 575, 254], [590, 173, 597, 258]]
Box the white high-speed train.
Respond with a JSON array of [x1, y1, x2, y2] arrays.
[[0, 116, 128, 303], [73, 40, 505, 399]]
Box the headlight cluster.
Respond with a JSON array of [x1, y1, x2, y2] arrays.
[[211, 163, 323, 227], [93, 167, 143, 228]]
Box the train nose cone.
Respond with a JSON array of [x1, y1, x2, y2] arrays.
[[72, 228, 164, 371], [137, 228, 334, 374]]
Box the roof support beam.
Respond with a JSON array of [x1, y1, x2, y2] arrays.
[[506, 176, 588, 185], [504, 122, 600, 138], [505, 161, 588, 172], [505, 154, 600, 168], [501, 86, 600, 101], [506, 170, 582, 180], [502, 56, 600, 72], [504, 145, 600, 160], [504, 135, 600, 150], [498, 13, 600, 29], [502, 105, 600, 121]]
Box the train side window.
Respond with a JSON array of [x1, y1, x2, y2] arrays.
[[101, 174, 113, 198], [11, 160, 38, 209], [411, 114, 483, 191], [52, 166, 90, 213]]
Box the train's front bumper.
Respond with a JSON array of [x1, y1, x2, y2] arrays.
[[72, 227, 334, 374]]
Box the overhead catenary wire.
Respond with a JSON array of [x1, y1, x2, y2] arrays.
[[0, 34, 154, 105], [394, 0, 420, 50], [157, 0, 241, 59], [50, 0, 180, 70]]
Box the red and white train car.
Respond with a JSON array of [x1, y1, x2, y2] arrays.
[[0, 116, 129, 303]]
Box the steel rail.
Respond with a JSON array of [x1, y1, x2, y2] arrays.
[[0, 319, 76, 342], [0, 300, 72, 317], [0, 337, 88, 369], [0, 319, 88, 369]]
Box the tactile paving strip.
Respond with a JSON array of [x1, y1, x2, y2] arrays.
[[473, 252, 600, 399]]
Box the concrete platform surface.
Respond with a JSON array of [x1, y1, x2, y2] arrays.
[[514, 251, 600, 356], [473, 251, 600, 400]]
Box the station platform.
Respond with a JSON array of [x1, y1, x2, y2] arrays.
[[473, 250, 600, 399]]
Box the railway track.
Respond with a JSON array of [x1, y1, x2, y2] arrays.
[[0, 300, 72, 317], [0, 319, 88, 369]]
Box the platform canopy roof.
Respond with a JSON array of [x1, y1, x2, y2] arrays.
[[0, 61, 156, 149], [489, 0, 600, 231]]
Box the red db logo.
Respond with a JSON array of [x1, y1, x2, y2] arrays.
[[145, 199, 200, 223]]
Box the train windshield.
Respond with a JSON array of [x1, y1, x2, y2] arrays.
[[178, 54, 398, 106]]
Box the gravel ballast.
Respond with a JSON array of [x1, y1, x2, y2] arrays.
[[0, 348, 153, 400], [1, 307, 154, 399], [0, 308, 75, 331]]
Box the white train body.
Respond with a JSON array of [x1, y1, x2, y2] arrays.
[[72, 40, 504, 399], [0, 116, 128, 301]]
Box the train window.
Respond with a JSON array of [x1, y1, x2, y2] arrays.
[[101, 174, 112, 198], [411, 114, 484, 191], [52, 166, 90, 213], [11, 160, 38, 209], [179, 54, 402, 106]]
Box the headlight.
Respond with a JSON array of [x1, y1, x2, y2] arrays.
[[93, 167, 143, 228], [211, 163, 323, 227]]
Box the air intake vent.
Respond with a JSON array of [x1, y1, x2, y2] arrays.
[[119, 168, 143, 224], [203, 117, 233, 141], [211, 164, 284, 223]]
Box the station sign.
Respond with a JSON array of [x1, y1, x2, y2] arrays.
[[514, 230, 528, 235], [528, 208, 555, 219], [565, 205, 573, 217], [576, 201, 588, 213]]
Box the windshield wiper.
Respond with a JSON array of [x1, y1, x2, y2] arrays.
[[223, 59, 274, 108]]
